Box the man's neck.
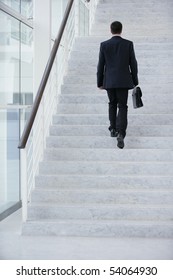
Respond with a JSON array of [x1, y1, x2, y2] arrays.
[[112, 34, 121, 37]]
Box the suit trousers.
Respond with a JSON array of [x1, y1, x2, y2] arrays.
[[107, 88, 128, 138]]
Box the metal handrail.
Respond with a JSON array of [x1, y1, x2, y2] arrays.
[[18, 0, 74, 149]]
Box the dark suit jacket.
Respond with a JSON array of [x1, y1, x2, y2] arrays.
[[97, 36, 138, 89]]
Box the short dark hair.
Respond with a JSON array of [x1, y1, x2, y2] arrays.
[[110, 21, 123, 34]]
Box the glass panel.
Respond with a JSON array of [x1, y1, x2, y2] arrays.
[[0, 11, 20, 216], [0, 0, 33, 18], [0, 0, 20, 13], [0, 11, 20, 105], [0, 109, 20, 215], [21, 0, 33, 19], [0, 11, 34, 217]]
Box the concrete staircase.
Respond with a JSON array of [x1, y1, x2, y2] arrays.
[[22, 0, 173, 237]]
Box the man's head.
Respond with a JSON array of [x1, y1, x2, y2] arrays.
[[110, 21, 122, 35]]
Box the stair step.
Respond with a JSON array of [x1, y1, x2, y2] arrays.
[[39, 161, 173, 176], [28, 203, 173, 221], [95, 13, 172, 19], [44, 148, 173, 161], [22, 220, 173, 238], [68, 66, 173, 76], [70, 49, 173, 58], [32, 189, 173, 205], [74, 41, 173, 51], [61, 85, 173, 95], [75, 35, 173, 44], [50, 125, 173, 137], [57, 103, 173, 114], [97, 3, 172, 10], [35, 175, 173, 190], [63, 74, 173, 84], [92, 28, 173, 36], [52, 114, 173, 125], [99, 0, 172, 3], [68, 57, 173, 66], [46, 136, 173, 149], [59, 93, 173, 103]]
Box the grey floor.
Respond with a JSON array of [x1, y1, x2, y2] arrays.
[[0, 210, 173, 260]]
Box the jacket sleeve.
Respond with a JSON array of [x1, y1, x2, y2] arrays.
[[129, 42, 139, 86], [97, 43, 105, 87]]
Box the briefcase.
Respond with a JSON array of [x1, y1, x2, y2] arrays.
[[132, 86, 143, 108]]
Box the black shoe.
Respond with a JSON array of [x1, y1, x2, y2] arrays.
[[117, 133, 124, 149], [110, 129, 118, 137]]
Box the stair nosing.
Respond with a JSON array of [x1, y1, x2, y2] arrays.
[[29, 203, 173, 209]]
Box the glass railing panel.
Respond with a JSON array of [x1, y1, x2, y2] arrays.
[[0, 0, 33, 18], [21, 0, 33, 19], [0, 108, 20, 217], [0, 8, 33, 219], [0, 10, 20, 106], [0, 0, 20, 13], [0, 10, 33, 126], [0, 105, 31, 219]]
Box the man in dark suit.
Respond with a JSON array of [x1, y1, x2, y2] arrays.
[[97, 21, 138, 149]]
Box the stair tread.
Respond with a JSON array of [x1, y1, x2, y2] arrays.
[[53, 113, 173, 116], [34, 187, 173, 192], [36, 174, 173, 178], [51, 124, 173, 126], [48, 135, 173, 138], [25, 219, 173, 225], [29, 203, 173, 208], [40, 160, 173, 164], [45, 147, 173, 150], [33, 188, 173, 193]]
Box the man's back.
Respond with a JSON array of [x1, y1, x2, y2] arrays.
[[97, 36, 138, 89], [97, 21, 139, 148]]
